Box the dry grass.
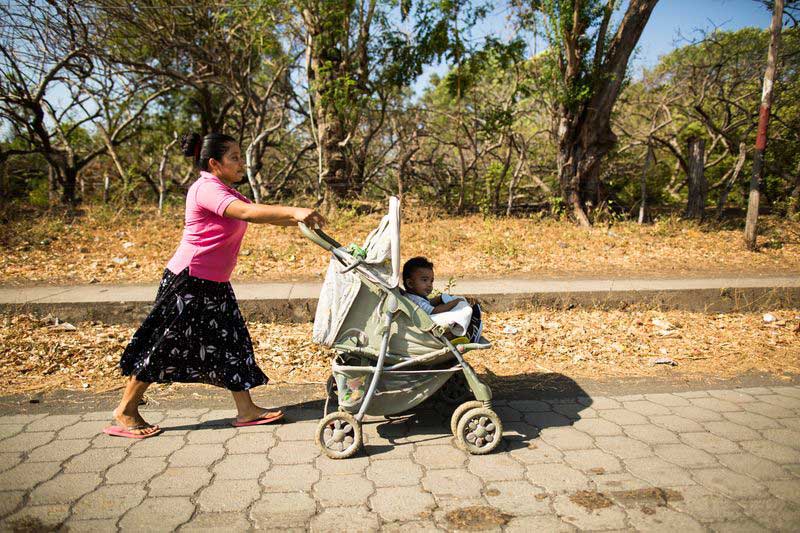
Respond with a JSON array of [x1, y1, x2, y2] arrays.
[[1, 204, 799, 286], [2, 309, 798, 395]]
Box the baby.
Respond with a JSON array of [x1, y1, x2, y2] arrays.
[[402, 256, 482, 342]]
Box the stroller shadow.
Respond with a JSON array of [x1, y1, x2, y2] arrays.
[[487, 371, 593, 453], [365, 371, 593, 456]]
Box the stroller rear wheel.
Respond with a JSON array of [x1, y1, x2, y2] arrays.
[[450, 400, 484, 437], [455, 407, 503, 455], [316, 411, 362, 459]]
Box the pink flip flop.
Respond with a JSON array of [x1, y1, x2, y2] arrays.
[[232, 411, 284, 427], [103, 424, 162, 439]]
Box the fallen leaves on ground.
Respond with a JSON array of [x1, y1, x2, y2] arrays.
[[1, 309, 798, 395], [1, 205, 799, 286]]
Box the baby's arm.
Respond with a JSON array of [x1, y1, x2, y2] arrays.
[[429, 294, 443, 306], [431, 299, 460, 314]]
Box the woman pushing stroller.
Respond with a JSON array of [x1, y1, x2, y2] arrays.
[[104, 132, 325, 439]]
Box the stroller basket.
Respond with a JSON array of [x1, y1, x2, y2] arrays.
[[333, 364, 460, 415]]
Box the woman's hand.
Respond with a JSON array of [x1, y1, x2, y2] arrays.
[[293, 208, 326, 228]]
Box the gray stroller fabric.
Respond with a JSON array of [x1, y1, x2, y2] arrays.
[[312, 197, 401, 347], [360, 196, 401, 288], [312, 259, 362, 347]]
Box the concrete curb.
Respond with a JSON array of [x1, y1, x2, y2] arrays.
[[1, 276, 798, 324]]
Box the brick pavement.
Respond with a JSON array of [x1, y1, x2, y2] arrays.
[[1, 386, 799, 531]]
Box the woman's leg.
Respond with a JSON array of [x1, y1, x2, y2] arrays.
[[113, 377, 159, 435], [231, 390, 282, 423]]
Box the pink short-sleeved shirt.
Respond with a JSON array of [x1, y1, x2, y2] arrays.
[[166, 171, 251, 282]]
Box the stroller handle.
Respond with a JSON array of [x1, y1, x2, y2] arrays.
[[298, 222, 342, 251]]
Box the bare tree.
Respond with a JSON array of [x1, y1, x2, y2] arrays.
[[745, 0, 785, 250], [524, 0, 659, 226]]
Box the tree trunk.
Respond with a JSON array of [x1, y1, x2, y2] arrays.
[[638, 143, 654, 224], [684, 138, 707, 220], [456, 149, 467, 214], [61, 168, 78, 205], [100, 128, 128, 191], [788, 161, 800, 219], [494, 141, 513, 213], [48, 166, 58, 205], [557, 125, 602, 227], [506, 155, 525, 217], [158, 138, 177, 212], [716, 142, 747, 220], [0, 159, 6, 201], [554, 0, 658, 227], [745, 0, 784, 250], [244, 132, 267, 204], [103, 173, 110, 204], [302, 4, 358, 202], [317, 112, 352, 199]]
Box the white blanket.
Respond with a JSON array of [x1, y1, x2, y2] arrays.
[[430, 298, 473, 337]]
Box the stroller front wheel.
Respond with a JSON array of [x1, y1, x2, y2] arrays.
[[456, 407, 503, 455], [316, 411, 362, 459], [450, 400, 484, 437]]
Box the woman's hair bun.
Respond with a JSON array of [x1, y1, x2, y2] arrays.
[[180, 132, 202, 158]]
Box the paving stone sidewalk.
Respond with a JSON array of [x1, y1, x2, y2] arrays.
[[1, 385, 800, 532]]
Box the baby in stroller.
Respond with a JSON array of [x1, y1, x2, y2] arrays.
[[402, 256, 483, 343]]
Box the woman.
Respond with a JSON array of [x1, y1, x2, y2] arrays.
[[104, 132, 325, 438]]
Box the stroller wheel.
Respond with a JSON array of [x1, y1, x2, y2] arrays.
[[439, 372, 474, 405], [450, 400, 483, 437], [456, 407, 503, 455], [316, 411, 362, 459]]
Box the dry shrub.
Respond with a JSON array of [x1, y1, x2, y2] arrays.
[[2, 309, 797, 395], [2, 206, 798, 286]]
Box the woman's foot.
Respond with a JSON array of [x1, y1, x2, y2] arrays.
[[113, 407, 160, 436], [235, 406, 283, 425]]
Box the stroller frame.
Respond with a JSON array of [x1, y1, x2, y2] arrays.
[[300, 215, 504, 459]]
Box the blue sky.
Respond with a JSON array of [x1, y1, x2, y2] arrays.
[[411, 0, 772, 95], [634, 0, 770, 72]]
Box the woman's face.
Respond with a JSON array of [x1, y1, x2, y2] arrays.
[[209, 143, 245, 184]]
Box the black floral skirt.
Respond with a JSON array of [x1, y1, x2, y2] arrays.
[[120, 267, 268, 391]]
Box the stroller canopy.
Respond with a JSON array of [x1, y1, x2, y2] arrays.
[[313, 197, 401, 346]]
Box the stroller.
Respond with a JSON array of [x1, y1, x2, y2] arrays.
[[300, 197, 503, 459]]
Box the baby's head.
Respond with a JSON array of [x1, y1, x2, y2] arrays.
[[403, 256, 434, 297]]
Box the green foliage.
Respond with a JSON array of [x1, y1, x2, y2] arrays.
[[521, 0, 620, 110], [27, 178, 50, 208], [478, 162, 504, 217]]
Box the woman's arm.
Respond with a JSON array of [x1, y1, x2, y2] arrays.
[[224, 200, 326, 227]]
